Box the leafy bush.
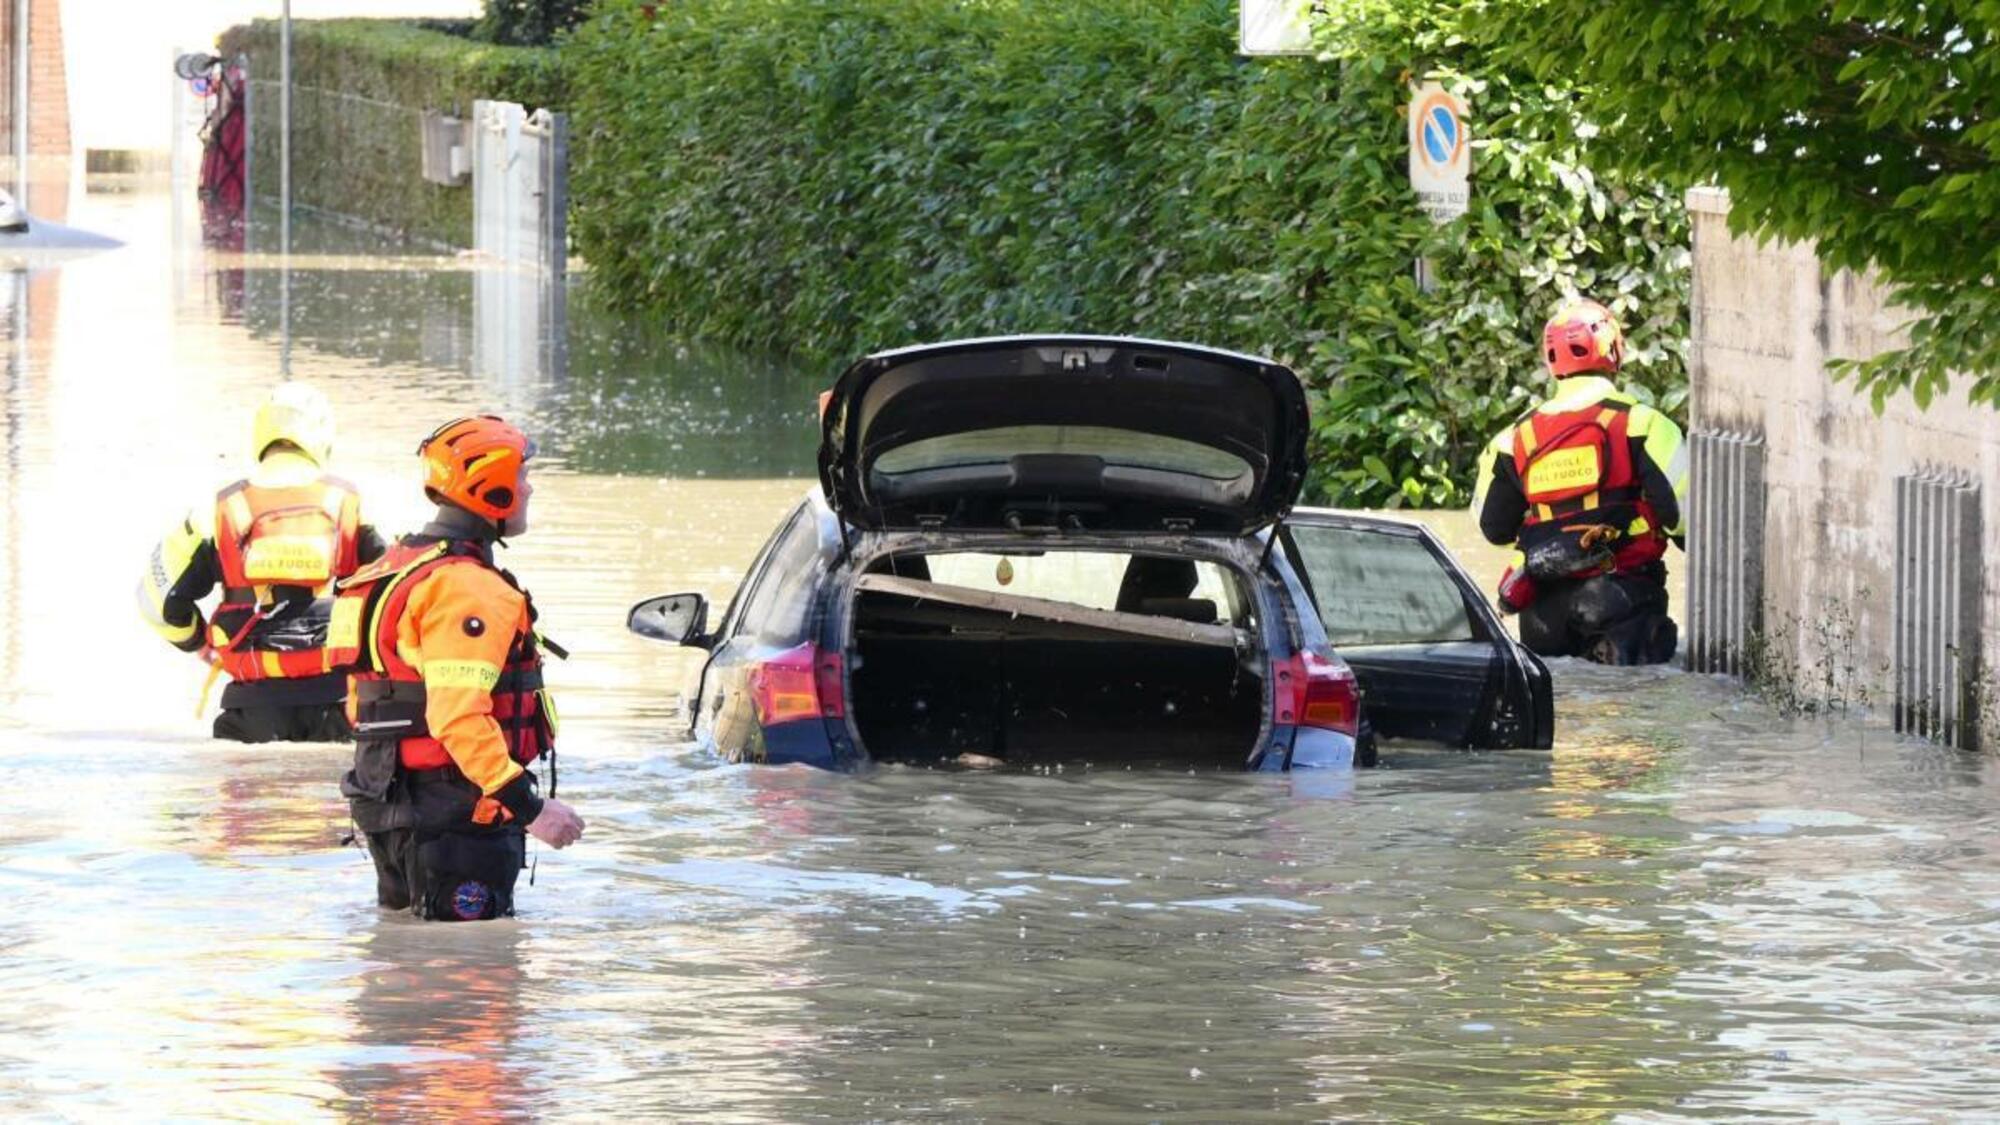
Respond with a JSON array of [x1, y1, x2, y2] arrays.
[[220, 19, 565, 247], [476, 0, 595, 47], [566, 0, 1688, 505]]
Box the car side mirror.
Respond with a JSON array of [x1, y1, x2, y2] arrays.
[[628, 593, 710, 647]]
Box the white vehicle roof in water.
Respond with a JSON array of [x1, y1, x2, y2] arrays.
[[0, 191, 123, 263]]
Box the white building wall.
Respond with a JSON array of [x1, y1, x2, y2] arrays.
[[1687, 186, 2000, 730], [62, 0, 479, 155]]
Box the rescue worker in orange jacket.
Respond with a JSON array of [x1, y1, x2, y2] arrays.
[[334, 415, 583, 921], [138, 383, 387, 742], [1472, 298, 1690, 665]]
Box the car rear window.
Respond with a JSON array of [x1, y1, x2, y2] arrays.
[[873, 425, 1250, 482], [1287, 524, 1476, 646]]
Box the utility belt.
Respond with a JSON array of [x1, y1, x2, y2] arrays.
[[1517, 502, 1663, 582], [219, 671, 349, 711], [209, 596, 338, 681], [342, 665, 556, 831], [349, 668, 549, 745], [352, 674, 553, 778]]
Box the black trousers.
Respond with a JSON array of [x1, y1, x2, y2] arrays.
[[213, 703, 353, 743], [1519, 563, 1678, 665], [363, 826, 527, 921], [349, 760, 530, 922], [213, 672, 352, 743]]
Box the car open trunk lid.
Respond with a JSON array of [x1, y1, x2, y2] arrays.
[[818, 336, 1309, 535]]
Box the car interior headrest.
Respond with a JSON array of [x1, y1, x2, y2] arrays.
[[1136, 597, 1218, 624], [1116, 556, 1199, 612], [868, 554, 932, 582]]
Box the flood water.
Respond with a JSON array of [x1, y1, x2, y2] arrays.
[[4, 188, 1999, 1120]]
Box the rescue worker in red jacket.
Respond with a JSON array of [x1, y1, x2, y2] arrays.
[[1472, 298, 1690, 664], [333, 415, 583, 921], [138, 383, 387, 742]]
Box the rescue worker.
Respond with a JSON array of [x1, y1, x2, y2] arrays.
[[333, 415, 583, 921], [1472, 298, 1689, 664], [138, 382, 386, 742]]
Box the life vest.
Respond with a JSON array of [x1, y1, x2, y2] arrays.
[[328, 539, 554, 778], [207, 475, 362, 681], [1510, 399, 1666, 578]]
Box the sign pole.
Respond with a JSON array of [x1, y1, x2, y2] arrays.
[[14, 0, 28, 207], [279, 0, 291, 378]]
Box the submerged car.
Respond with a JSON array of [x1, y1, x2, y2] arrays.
[[629, 336, 1551, 770]]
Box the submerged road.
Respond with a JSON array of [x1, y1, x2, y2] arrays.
[[1, 189, 1997, 1119]]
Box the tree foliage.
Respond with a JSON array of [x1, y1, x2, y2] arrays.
[[477, 0, 594, 46], [1488, 0, 1999, 409], [566, 0, 1688, 506]]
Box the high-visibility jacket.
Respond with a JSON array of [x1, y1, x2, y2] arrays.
[[1511, 400, 1663, 572], [205, 474, 363, 681], [330, 537, 555, 826], [1473, 375, 1688, 606]]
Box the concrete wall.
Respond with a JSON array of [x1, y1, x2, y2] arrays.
[[1687, 186, 2000, 734]]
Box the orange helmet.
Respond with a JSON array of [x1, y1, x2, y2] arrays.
[[1542, 298, 1625, 377], [417, 415, 535, 521]]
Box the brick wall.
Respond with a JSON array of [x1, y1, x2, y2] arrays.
[[27, 0, 65, 154], [0, 0, 71, 157]]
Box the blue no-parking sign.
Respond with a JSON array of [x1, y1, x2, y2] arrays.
[[1409, 81, 1471, 224]]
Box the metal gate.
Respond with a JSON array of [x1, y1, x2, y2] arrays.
[[1686, 428, 1766, 675], [1893, 469, 1983, 749], [472, 99, 566, 277], [471, 99, 567, 385]]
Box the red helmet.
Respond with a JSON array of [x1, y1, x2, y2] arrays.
[[1542, 298, 1625, 377], [417, 415, 535, 521]]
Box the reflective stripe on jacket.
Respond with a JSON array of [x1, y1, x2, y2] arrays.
[[1511, 400, 1662, 573], [332, 538, 553, 823], [205, 473, 362, 681], [214, 475, 361, 589], [1473, 375, 1689, 578]]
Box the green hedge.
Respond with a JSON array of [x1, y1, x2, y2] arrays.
[[565, 0, 1687, 506], [219, 19, 564, 247]]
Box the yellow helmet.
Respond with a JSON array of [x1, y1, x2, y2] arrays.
[[252, 382, 336, 467]]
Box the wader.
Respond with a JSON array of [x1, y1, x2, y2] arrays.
[[344, 743, 530, 922], [1517, 560, 1678, 665]]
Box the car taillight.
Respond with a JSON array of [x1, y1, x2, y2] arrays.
[[749, 642, 844, 725], [814, 647, 846, 718], [1272, 650, 1359, 736]]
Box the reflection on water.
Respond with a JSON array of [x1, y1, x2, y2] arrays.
[[2, 188, 1999, 1119], [229, 203, 820, 481]]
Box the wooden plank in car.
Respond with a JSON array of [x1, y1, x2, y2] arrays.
[[859, 601, 1167, 644], [854, 573, 1242, 648]]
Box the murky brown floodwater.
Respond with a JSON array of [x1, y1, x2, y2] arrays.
[[2, 187, 1998, 1120]]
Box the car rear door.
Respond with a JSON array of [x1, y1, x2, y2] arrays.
[[1279, 512, 1552, 749]]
